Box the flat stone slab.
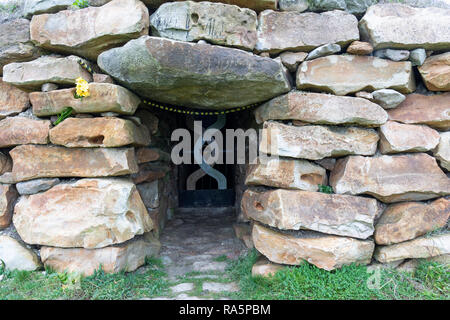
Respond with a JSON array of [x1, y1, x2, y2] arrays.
[[243, 188, 380, 239], [144, 0, 277, 12], [379, 121, 440, 154], [0, 78, 30, 119], [202, 282, 239, 293], [0, 235, 41, 271], [375, 198, 449, 245], [2, 55, 92, 91], [256, 10, 358, 53], [150, 1, 257, 50], [252, 223, 374, 271], [40, 233, 160, 275], [14, 178, 153, 248], [0, 18, 41, 76], [260, 121, 379, 160], [170, 283, 195, 293], [359, 4, 450, 50], [0, 117, 50, 148], [297, 55, 416, 95], [374, 233, 450, 263], [330, 153, 450, 203], [252, 255, 286, 277], [98, 36, 291, 109], [2, 145, 138, 183], [30, 0, 149, 60], [254, 91, 388, 127], [16, 178, 60, 195], [31, 83, 140, 116], [49, 117, 150, 147], [0, 184, 17, 229], [434, 132, 450, 171], [418, 52, 450, 92], [245, 158, 327, 191], [387, 93, 450, 131]]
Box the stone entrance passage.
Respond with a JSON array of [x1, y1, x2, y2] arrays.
[[159, 207, 247, 280]]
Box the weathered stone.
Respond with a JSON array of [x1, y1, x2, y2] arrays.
[[359, 4, 450, 50], [30, 0, 149, 60], [315, 158, 336, 171], [374, 233, 450, 263], [355, 91, 373, 100], [252, 255, 286, 277], [93, 73, 113, 84], [243, 189, 380, 239], [136, 147, 169, 164], [132, 163, 170, 184], [374, 49, 410, 61], [14, 178, 153, 248], [30, 83, 140, 116], [0, 117, 50, 148], [409, 48, 426, 66], [49, 117, 150, 148], [252, 223, 374, 270], [306, 43, 340, 60], [255, 10, 359, 53], [0, 184, 17, 229], [418, 52, 450, 91], [16, 178, 60, 195], [260, 122, 379, 160], [0, 78, 29, 119], [136, 180, 161, 209], [371, 89, 405, 109], [98, 36, 291, 110], [144, 0, 277, 12], [346, 40, 373, 55], [0, 19, 41, 75], [387, 93, 450, 130], [279, 0, 309, 12], [245, 158, 327, 191], [0, 152, 11, 176], [377, 0, 450, 9], [297, 55, 416, 95], [40, 233, 160, 275], [4, 145, 138, 183], [254, 91, 388, 127], [375, 198, 449, 245], [279, 51, 308, 72], [23, 0, 74, 18], [308, 0, 378, 15], [0, 236, 41, 271], [434, 132, 450, 171], [150, 1, 257, 51], [379, 121, 440, 154], [3, 55, 92, 90], [330, 153, 450, 203]]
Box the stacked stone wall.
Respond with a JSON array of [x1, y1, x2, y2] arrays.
[[0, 0, 449, 274]]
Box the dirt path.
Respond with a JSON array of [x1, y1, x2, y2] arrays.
[[150, 207, 248, 300]]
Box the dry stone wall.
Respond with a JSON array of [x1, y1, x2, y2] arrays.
[[0, 0, 449, 275]]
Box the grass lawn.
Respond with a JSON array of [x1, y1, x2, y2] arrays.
[[0, 250, 448, 300]]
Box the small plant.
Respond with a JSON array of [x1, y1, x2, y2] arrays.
[[74, 77, 90, 99], [318, 184, 333, 194], [72, 0, 89, 9], [53, 107, 74, 126]]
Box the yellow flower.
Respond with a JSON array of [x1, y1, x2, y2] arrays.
[[75, 77, 90, 98]]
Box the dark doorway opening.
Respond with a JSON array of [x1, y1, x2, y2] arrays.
[[176, 114, 236, 208]]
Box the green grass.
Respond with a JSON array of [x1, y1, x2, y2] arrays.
[[0, 251, 448, 300], [0, 258, 170, 300], [226, 250, 449, 300]]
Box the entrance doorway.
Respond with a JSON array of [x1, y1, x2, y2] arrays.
[[176, 114, 236, 208]]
